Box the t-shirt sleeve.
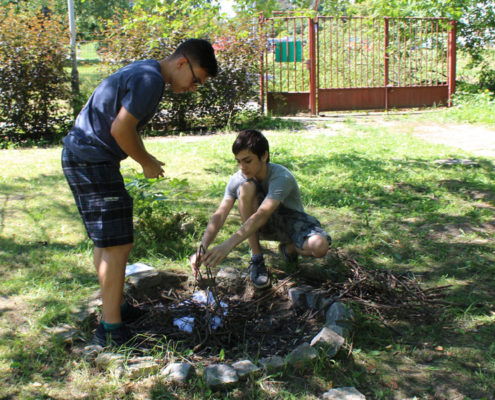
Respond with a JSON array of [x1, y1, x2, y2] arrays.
[[121, 73, 163, 121], [265, 170, 296, 202], [223, 171, 249, 200], [224, 174, 239, 199]]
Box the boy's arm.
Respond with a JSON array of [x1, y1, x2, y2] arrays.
[[202, 197, 280, 268], [111, 106, 164, 179], [190, 197, 235, 272], [201, 197, 235, 249]]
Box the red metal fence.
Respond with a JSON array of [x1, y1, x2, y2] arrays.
[[261, 15, 456, 115]]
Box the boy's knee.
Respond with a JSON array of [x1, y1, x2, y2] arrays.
[[309, 235, 329, 258], [238, 180, 257, 201]]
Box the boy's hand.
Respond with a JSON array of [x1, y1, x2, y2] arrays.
[[190, 253, 201, 278], [142, 156, 164, 179], [190, 244, 206, 278], [203, 242, 231, 269]]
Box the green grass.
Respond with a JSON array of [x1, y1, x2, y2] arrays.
[[76, 62, 111, 100], [1, 120, 495, 398], [78, 41, 100, 61]]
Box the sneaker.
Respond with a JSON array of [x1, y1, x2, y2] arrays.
[[93, 322, 134, 347], [248, 257, 271, 289], [122, 303, 146, 324], [279, 243, 299, 264]]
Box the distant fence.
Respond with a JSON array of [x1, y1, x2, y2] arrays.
[[261, 14, 457, 115]]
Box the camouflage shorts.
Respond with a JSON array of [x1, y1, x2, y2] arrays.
[[256, 190, 331, 249]]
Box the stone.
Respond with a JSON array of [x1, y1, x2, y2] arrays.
[[325, 323, 346, 338], [81, 344, 104, 360], [160, 362, 192, 384], [321, 387, 366, 399], [310, 327, 345, 358], [231, 360, 260, 379], [305, 289, 326, 309], [258, 355, 285, 371], [434, 158, 479, 167], [325, 302, 355, 338], [204, 364, 238, 388], [318, 297, 335, 312], [288, 285, 313, 308], [95, 352, 125, 370], [112, 365, 126, 379], [126, 270, 189, 298], [286, 342, 317, 368], [127, 360, 161, 380], [216, 267, 246, 294]]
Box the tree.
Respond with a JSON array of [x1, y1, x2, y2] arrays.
[[0, 0, 130, 37], [315, 0, 495, 59], [233, 0, 282, 18], [75, 0, 130, 37]]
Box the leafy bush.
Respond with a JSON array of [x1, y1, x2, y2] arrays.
[[479, 65, 495, 93], [0, 6, 72, 145], [125, 175, 196, 258], [154, 35, 261, 131], [100, 1, 262, 132]]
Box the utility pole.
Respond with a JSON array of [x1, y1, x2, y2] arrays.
[[67, 0, 80, 116]]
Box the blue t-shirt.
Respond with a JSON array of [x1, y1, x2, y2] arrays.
[[63, 60, 164, 162]]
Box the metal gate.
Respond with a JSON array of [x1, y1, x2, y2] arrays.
[[261, 14, 456, 115]]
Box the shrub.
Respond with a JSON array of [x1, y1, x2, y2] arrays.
[[153, 34, 261, 131], [100, 2, 263, 132], [479, 65, 495, 93], [125, 175, 196, 258], [0, 6, 72, 145]]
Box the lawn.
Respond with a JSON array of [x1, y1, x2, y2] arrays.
[[0, 119, 494, 399]]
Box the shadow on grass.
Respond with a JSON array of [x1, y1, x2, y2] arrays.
[[195, 150, 495, 297], [1, 145, 495, 398], [0, 236, 96, 298]]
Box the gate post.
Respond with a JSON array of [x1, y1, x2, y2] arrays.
[[309, 17, 317, 115], [259, 12, 265, 114], [448, 20, 457, 107], [384, 17, 390, 111]]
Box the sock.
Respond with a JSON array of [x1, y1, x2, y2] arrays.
[[102, 320, 124, 331], [120, 301, 130, 316], [251, 254, 263, 263]]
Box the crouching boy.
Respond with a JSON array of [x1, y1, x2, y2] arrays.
[[190, 129, 330, 288]]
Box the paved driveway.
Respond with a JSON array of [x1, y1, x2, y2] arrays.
[[406, 122, 495, 159], [290, 114, 495, 159]]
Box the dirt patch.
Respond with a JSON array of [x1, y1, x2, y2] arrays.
[[409, 123, 495, 158], [119, 250, 448, 364], [0, 295, 31, 336], [125, 269, 326, 361], [353, 118, 495, 158], [285, 114, 495, 159], [424, 221, 495, 243]]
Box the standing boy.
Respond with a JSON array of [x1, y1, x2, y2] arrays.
[[62, 39, 218, 346], [190, 129, 330, 288]]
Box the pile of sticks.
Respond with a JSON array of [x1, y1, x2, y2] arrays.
[[326, 250, 451, 329]]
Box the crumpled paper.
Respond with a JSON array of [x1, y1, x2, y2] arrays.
[[173, 290, 228, 333]]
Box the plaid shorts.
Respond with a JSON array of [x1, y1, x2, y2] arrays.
[[252, 184, 331, 249], [61, 147, 133, 248]]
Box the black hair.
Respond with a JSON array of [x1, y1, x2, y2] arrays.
[[173, 38, 218, 77], [232, 129, 270, 163]]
